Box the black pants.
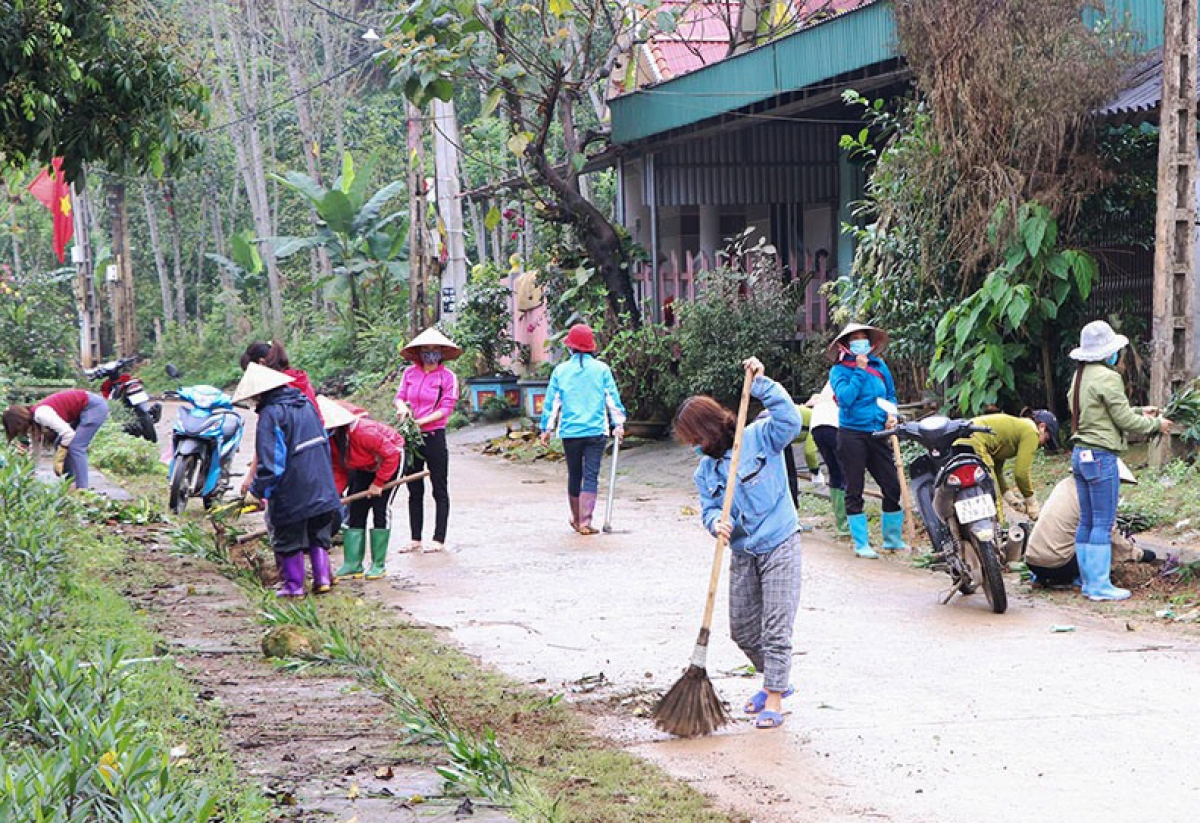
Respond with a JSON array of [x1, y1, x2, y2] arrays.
[[782, 444, 799, 508], [836, 428, 901, 515], [1028, 557, 1080, 587], [811, 425, 845, 490], [347, 467, 399, 529], [272, 510, 339, 556], [408, 428, 449, 542], [562, 435, 606, 496]]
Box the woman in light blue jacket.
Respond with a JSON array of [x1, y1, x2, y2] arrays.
[[539, 324, 626, 534], [674, 357, 802, 730]]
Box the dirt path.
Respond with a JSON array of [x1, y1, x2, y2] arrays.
[[125, 538, 514, 822], [349, 425, 1200, 823]]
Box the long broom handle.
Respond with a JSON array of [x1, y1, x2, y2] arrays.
[[235, 469, 430, 544], [696, 369, 755, 647], [890, 434, 916, 547]]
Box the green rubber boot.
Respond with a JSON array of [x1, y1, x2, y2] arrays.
[[830, 488, 851, 539], [335, 528, 366, 579], [365, 528, 391, 580]]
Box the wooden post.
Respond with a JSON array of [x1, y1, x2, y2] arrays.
[[70, 183, 100, 368], [1150, 0, 1198, 467], [406, 101, 429, 337]]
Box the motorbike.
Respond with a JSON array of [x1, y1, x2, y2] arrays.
[[876, 415, 1009, 614], [84, 355, 161, 442], [163, 364, 244, 514]]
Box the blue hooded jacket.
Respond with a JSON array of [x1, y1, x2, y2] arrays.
[[829, 355, 897, 433], [250, 386, 341, 529], [693, 376, 800, 555], [540, 353, 627, 439]]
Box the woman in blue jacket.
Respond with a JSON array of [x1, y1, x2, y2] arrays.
[[539, 324, 626, 534], [674, 357, 802, 730], [828, 323, 903, 559]]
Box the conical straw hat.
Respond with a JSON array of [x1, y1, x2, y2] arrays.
[[826, 322, 889, 362], [316, 395, 359, 430], [233, 362, 295, 403], [399, 327, 462, 362]]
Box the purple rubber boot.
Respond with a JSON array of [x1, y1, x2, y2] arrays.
[[275, 551, 307, 598], [308, 546, 333, 594]]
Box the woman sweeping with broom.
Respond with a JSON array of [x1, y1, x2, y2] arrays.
[[671, 357, 802, 731]]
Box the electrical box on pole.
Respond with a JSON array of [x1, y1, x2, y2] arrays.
[[1150, 0, 1198, 467]]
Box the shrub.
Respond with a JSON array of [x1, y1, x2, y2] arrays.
[[600, 321, 679, 422], [90, 425, 164, 477], [673, 263, 803, 409]]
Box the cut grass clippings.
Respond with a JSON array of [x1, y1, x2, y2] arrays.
[[177, 517, 744, 823]]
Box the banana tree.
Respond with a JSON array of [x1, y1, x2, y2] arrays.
[[269, 152, 408, 317]]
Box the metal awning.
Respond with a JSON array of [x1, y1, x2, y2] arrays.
[[1100, 49, 1200, 125]]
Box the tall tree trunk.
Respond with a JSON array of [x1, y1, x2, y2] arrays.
[[140, 183, 175, 330], [8, 195, 22, 278], [406, 101, 430, 336], [210, 0, 285, 332], [164, 181, 188, 325], [105, 182, 139, 356]]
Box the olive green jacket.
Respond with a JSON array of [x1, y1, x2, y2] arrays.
[[967, 414, 1039, 498], [1067, 364, 1159, 453]]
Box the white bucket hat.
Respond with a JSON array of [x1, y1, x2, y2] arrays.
[[233, 362, 295, 403], [1069, 320, 1129, 362], [316, 395, 359, 430], [827, 322, 889, 362], [399, 327, 462, 363]]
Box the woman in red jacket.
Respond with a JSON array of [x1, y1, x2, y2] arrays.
[[318, 397, 406, 582], [4, 389, 109, 489]]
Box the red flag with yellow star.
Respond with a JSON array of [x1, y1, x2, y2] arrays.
[[27, 158, 74, 263]]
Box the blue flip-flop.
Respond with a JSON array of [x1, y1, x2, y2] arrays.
[[755, 710, 785, 730], [743, 685, 795, 714]]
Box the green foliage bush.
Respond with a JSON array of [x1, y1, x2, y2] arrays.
[[451, 263, 515, 377], [600, 321, 679, 421], [90, 424, 165, 478], [673, 264, 803, 410]]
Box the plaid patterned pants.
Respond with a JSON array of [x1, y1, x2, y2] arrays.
[[728, 533, 802, 692]]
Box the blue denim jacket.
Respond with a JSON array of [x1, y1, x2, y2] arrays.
[[693, 376, 801, 556]]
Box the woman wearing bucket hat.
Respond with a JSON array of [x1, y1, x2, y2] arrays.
[[317, 396, 406, 582], [827, 322, 903, 559], [1067, 320, 1171, 601], [237, 363, 342, 598], [395, 327, 460, 553], [538, 323, 627, 535]]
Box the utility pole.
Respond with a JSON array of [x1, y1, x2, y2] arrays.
[[1150, 0, 1197, 467], [406, 101, 432, 336], [431, 98, 468, 324], [70, 183, 100, 368], [105, 182, 138, 357]]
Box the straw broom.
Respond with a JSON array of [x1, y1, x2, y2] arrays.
[[653, 369, 754, 738]]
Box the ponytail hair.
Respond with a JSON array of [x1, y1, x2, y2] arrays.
[[240, 340, 291, 371]]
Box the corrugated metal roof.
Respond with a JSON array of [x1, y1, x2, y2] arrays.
[[610, 0, 897, 144], [1100, 50, 1200, 122]]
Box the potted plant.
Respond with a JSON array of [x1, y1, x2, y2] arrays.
[[600, 322, 679, 439], [454, 263, 520, 413]]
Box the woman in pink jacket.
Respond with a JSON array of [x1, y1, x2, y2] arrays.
[[394, 328, 460, 553]]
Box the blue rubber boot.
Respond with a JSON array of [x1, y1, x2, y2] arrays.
[[847, 513, 878, 559], [1078, 542, 1130, 601], [880, 510, 908, 551]]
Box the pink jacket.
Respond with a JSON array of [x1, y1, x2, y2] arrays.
[[396, 364, 458, 433]]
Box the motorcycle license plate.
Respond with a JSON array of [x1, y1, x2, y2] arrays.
[[127, 389, 150, 405], [954, 494, 996, 524]]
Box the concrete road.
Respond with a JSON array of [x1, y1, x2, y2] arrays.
[[360, 425, 1200, 823]]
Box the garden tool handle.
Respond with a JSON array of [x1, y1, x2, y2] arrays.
[[235, 470, 431, 544], [602, 434, 621, 530], [890, 433, 916, 547], [699, 369, 754, 638]]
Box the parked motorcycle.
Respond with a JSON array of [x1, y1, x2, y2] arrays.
[[877, 416, 1008, 614], [163, 364, 244, 514], [84, 355, 161, 442]]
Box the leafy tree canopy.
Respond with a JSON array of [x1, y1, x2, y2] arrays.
[[0, 0, 209, 180]]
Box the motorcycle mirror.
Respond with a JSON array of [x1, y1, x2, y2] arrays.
[[166, 364, 181, 380]]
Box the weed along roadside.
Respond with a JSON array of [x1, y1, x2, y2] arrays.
[[172, 515, 740, 823]]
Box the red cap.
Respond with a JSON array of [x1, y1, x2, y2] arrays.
[[564, 324, 597, 353]]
